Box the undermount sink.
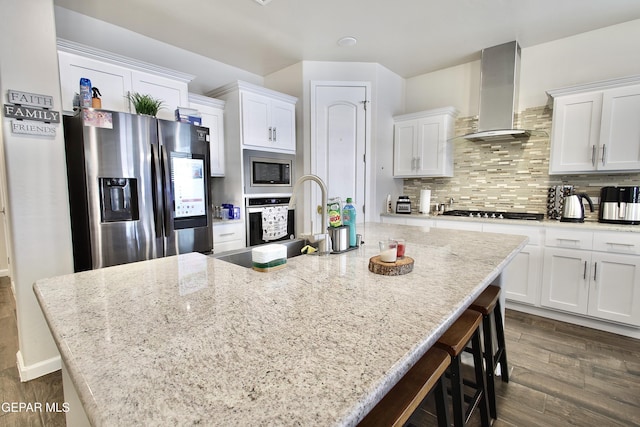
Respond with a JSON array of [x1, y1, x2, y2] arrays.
[[211, 238, 312, 268]]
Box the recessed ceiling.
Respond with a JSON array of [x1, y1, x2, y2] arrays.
[[52, 0, 640, 78]]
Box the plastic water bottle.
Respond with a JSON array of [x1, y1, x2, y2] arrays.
[[79, 78, 92, 108], [343, 197, 357, 247]]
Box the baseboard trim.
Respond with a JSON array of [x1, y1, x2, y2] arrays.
[[506, 301, 640, 340], [16, 351, 61, 382]]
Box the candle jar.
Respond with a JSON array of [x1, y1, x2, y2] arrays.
[[378, 240, 398, 263], [395, 238, 406, 259]]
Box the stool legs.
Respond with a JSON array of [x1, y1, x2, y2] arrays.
[[481, 298, 509, 420], [494, 298, 509, 383], [449, 328, 490, 427], [471, 329, 491, 427], [434, 375, 450, 427]]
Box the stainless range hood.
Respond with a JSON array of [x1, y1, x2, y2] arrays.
[[463, 41, 532, 142]]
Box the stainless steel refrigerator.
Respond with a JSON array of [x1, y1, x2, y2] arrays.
[[64, 109, 212, 272]]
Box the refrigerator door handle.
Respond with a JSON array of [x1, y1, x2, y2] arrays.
[[161, 145, 174, 237], [151, 143, 164, 237]]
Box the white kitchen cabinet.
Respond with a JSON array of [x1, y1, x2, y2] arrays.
[[542, 228, 640, 327], [208, 81, 297, 154], [189, 94, 226, 176], [57, 39, 193, 117], [393, 107, 458, 178], [483, 224, 542, 306], [58, 50, 132, 114], [131, 71, 188, 121], [213, 221, 245, 253], [598, 84, 640, 171], [541, 247, 591, 315], [547, 76, 640, 174]]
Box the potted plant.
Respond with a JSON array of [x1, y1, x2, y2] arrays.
[[126, 92, 164, 117]]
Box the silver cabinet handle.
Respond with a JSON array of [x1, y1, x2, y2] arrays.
[[219, 232, 235, 237], [583, 260, 587, 280], [273, 127, 277, 141], [268, 127, 273, 141], [593, 261, 598, 282], [602, 144, 606, 166], [592, 145, 596, 167]]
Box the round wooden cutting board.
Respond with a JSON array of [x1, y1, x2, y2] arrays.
[[368, 256, 414, 276]]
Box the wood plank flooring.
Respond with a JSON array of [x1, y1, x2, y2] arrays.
[[1, 276, 639, 426]]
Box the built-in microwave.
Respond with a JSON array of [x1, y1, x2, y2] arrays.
[[243, 150, 294, 194]]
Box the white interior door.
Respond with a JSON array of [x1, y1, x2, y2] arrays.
[[311, 83, 367, 233]]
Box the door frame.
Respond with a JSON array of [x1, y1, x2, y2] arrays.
[[309, 81, 372, 227]]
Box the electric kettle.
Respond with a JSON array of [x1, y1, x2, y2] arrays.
[[560, 193, 594, 223]]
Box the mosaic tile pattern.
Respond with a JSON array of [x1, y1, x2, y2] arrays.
[[403, 105, 640, 218]]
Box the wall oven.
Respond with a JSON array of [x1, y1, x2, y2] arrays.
[[243, 149, 294, 194], [245, 196, 296, 247]]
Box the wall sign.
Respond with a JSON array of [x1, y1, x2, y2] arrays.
[[3, 89, 60, 137], [7, 90, 54, 108]]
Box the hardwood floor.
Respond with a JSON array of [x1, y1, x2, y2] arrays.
[[0, 277, 64, 427], [1, 275, 639, 426], [408, 309, 640, 426]]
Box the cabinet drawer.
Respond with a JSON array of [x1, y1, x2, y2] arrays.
[[213, 222, 245, 243], [593, 231, 640, 255], [545, 228, 593, 250], [214, 239, 245, 254], [483, 224, 542, 246]]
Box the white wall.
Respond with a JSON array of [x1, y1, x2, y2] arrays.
[[405, 18, 640, 116], [54, 6, 264, 94], [266, 61, 404, 231], [0, 0, 74, 380]]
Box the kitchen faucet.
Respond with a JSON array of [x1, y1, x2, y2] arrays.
[[288, 174, 331, 253]]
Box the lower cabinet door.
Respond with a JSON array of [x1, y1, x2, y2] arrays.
[[588, 252, 640, 326], [541, 247, 590, 314], [502, 245, 541, 306]]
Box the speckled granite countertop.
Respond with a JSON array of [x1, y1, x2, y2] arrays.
[[34, 222, 527, 426]]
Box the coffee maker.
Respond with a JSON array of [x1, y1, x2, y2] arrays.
[[599, 186, 640, 224]]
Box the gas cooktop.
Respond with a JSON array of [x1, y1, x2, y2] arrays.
[[441, 210, 544, 221]]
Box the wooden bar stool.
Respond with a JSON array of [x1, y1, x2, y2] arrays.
[[436, 309, 490, 427], [469, 284, 509, 420], [358, 347, 451, 427]]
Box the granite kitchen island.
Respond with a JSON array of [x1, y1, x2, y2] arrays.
[[34, 222, 527, 426]]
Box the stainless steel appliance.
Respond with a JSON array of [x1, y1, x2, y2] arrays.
[[243, 149, 294, 194], [442, 210, 544, 220], [560, 193, 594, 223], [245, 196, 295, 247], [396, 196, 411, 214], [599, 186, 640, 224], [64, 109, 213, 271]]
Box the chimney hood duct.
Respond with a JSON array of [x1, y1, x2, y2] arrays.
[[463, 41, 531, 142]]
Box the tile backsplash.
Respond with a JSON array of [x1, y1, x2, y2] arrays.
[[403, 105, 640, 220]]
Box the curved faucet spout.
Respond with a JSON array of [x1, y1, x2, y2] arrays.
[[289, 174, 329, 252]]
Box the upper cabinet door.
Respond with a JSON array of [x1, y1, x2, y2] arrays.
[[131, 71, 188, 122], [598, 84, 640, 171], [58, 51, 132, 114], [393, 120, 418, 177], [270, 99, 296, 152], [416, 115, 449, 176], [548, 92, 603, 174], [241, 92, 271, 148], [189, 95, 226, 177]]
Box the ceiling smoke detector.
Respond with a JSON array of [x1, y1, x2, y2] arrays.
[[253, 0, 273, 5]]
